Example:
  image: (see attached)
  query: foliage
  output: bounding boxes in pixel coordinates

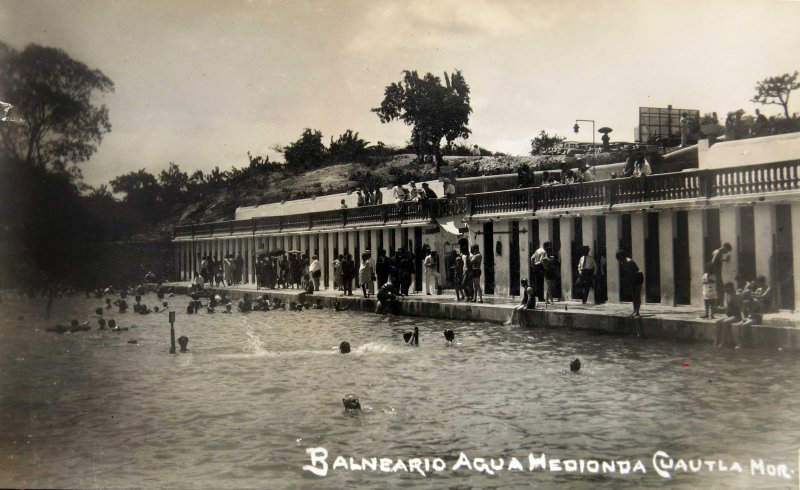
[530,130,566,155]
[751,71,800,118]
[278,128,328,172]
[0,42,114,174]
[372,70,472,173]
[329,129,370,162]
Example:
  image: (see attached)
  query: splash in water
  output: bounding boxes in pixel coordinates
[244,328,267,355]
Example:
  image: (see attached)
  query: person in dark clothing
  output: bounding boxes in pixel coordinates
[341,254,355,296]
[616,251,643,318]
[375,248,391,288]
[421,183,437,199]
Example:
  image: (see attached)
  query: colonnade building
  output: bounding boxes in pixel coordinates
[173,133,800,312]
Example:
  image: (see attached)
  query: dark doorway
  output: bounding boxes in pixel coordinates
[738,206,756,287]
[775,204,795,310]
[458,238,469,255]
[510,221,520,296]
[596,216,607,303]
[571,218,583,299]
[552,220,562,299]
[388,229,396,255]
[645,213,661,303]
[620,214,633,301]
[414,227,423,292]
[483,221,495,294]
[529,219,539,286]
[674,211,691,305]
[704,208,720,265]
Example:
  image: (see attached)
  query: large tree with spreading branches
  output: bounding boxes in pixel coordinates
[0,42,114,176]
[372,70,472,174]
[751,71,800,119]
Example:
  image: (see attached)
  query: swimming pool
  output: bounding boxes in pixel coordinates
[0,292,797,489]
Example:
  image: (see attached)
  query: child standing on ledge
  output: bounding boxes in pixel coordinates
[700,266,717,319]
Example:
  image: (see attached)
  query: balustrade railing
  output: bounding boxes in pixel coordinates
[174,160,800,238]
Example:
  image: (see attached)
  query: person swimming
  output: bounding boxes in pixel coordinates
[342,394,361,411]
[403,327,419,346]
[178,336,190,353]
[97,317,107,329]
[339,341,351,354]
[444,329,455,344]
[312,299,324,309]
[222,304,232,314]
[333,300,350,312]
[570,358,581,373]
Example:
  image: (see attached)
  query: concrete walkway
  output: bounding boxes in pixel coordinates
[166,282,800,351]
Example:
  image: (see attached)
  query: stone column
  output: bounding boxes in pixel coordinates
[328,232,336,289]
[658,210,675,306]
[369,230,378,256]
[493,220,510,296]
[538,218,552,246]
[382,229,391,254]
[337,231,345,259]
[754,203,776,283]
[520,219,532,283]
[605,214,621,302]
[687,210,706,307]
[393,228,403,254]
[630,213,646,289]
[559,217,574,301]
[792,203,800,311]
[719,206,741,288]
[243,237,250,284]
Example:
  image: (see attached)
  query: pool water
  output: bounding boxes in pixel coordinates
[0,292,798,489]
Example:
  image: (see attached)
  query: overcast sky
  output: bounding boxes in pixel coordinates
[2,0,799,186]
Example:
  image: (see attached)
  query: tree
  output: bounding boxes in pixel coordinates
[110,169,163,224]
[372,70,472,174]
[0,42,114,173]
[279,128,328,172]
[751,71,800,118]
[530,130,566,155]
[329,129,369,162]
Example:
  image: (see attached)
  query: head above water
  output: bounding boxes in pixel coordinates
[444,329,455,343]
[339,341,351,354]
[342,394,361,411]
[570,358,581,372]
[178,336,189,352]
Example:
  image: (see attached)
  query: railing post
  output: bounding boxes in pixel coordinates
[381,206,388,224]
[308,214,313,230]
[466,195,473,216]
[527,188,536,213]
[279,216,284,232]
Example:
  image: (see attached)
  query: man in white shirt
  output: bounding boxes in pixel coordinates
[531,242,548,302]
[309,255,321,291]
[443,178,456,199]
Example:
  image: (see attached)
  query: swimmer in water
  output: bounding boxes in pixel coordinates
[339,341,351,354]
[178,336,190,353]
[570,358,581,373]
[403,327,419,346]
[333,300,351,312]
[105,298,112,309]
[444,329,455,344]
[312,299,324,309]
[222,304,232,314]
[98,317,107,329]
[342,394,361,411]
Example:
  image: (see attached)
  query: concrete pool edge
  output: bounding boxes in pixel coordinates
[161,284,800,352]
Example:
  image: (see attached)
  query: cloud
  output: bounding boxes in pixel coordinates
[345,0,555,53]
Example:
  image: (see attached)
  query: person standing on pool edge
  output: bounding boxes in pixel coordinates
[616,251,643,318]
[469,244,483,303]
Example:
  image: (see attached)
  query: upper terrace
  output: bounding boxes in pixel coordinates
[173,134,800,240]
